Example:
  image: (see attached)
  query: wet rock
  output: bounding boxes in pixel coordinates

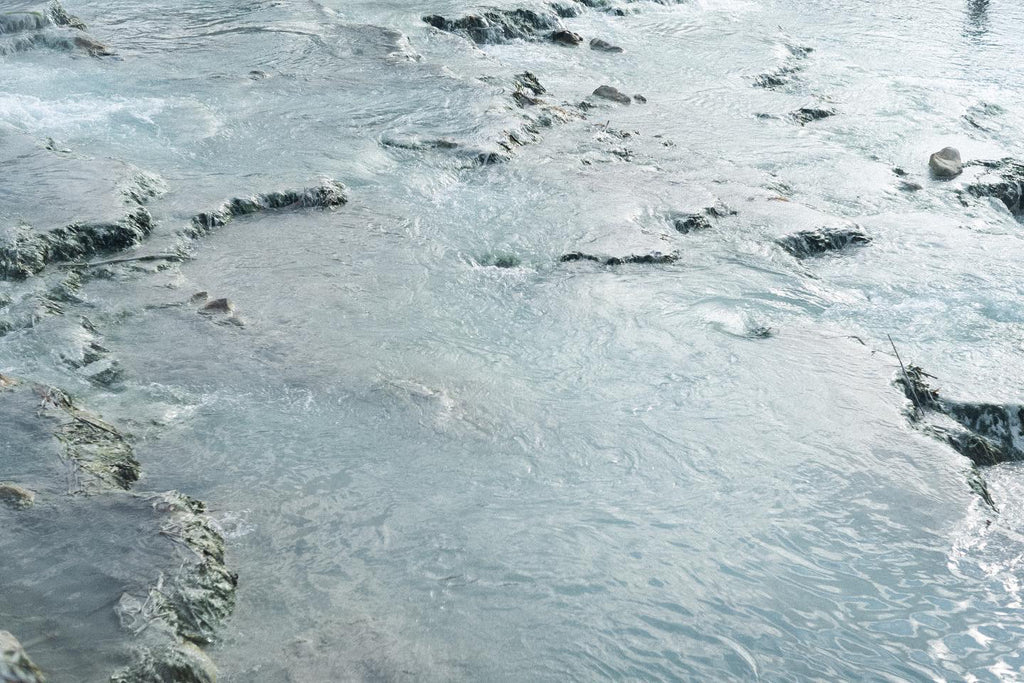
[899,181,923,193]
[892,167,908,177]
[791,107,836,125]
[965,158,1024,216]
[479,253,522,268]
[590,37,623,52]
[777,227,870,258]
[111,644,216,683]
[200,298,234,315]
[423,8,564,45]
[0,207,153,280]
[550,29,582,45]
[673,214,713,234]
[188,180,347,237]
[10,383,142,491]
[753,68,797,89]
[896,365,1024,467]
[189,291,209,304]
[633,94,647,104]
[747,326,775,339]
[0,483,36,510]
[561,251,678,265]
[138,492,239,645]
[929,147,963,178]
[671,203,737,234]
[592,85,632,105]
[0,631,45,683]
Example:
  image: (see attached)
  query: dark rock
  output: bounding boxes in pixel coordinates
[791,107,836,125]
[550,29,582,45]
[899,181,923,192]
[0,631,44,683]
[189,180,347,237]
[561,251,677,265]
[592,85,631,105]
[965,159,1024,216]
[929,147,963,178]
[673,214,713,234]
[747,326,775,339]
[633,94,647,104]
[777,227,870,258]
[672,203,736,234]
[200,298,234,315]
[896,365,1024,467]
[423,8,564,45]
[190,291,209,304]
[589,37,623,52]
[0,206,153,280]
[893,167,908,177]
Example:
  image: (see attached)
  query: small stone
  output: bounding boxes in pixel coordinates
[200,298,234,315]
[0,484,35,510]
[0,631,45,682]
[590,38,623,53]
[929,147,963,178]
[633,94,647,104]
[550,30,582,46]
[592,85,632,105]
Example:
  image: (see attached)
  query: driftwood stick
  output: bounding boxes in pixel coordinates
[60,254,183,269]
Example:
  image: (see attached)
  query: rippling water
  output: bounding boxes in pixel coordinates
[3,0,1024,679]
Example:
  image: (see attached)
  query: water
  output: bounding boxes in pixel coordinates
[2,0,1024,679]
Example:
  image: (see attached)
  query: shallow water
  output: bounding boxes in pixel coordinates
[2,0,1024,679]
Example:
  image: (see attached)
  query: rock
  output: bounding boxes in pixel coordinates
[592,85,631,105]
[0,483,35,509]
[896,365,1024,467]
[777,227,870,258]
[0,207,153,280]
[747,326,775,339]
[111,644,217,683]
[965,158,1024,216]
[200,298,234,315]
[633,94,647,104]
[190,291,209,304]
[589,37,623,52]
[892,167,908,177]
[929,147,963,178]
[189,180,347,237]
[790,107,836,125]
[423,8,564,45]
[0,631,45,683]
[550,29,582,46]
[671,203,737,234]
[673,214,713,234]
[561,251,677,265]
[899,181,923,192]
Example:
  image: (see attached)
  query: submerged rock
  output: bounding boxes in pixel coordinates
[928,147,963,178]
[592,85,632,105]
[777,227,870,258]
[0,631,44,683]
[0,483,36,509]
[561,251,678,265]
[790,106,836,125]
[590,37,623,52]
[671,203,737,234]
[965,158,1024,217]
[111,643,216,683]
[188,180,347,237]
[200,298,234,315]
[896,365,1024,467]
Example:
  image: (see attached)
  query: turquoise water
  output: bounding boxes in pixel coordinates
[3,0,1024,679]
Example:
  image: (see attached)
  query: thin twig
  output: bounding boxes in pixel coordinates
[60,254,183,269]
[888,333,922,409]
